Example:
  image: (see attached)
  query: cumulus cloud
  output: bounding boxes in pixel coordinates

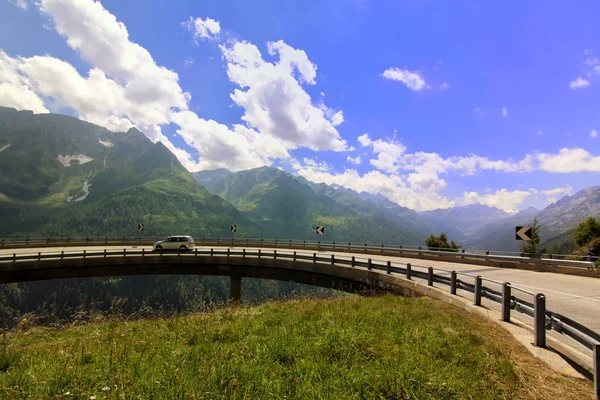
[570,76,590,89]
[439,82,450,90]
[219,40,347,151]
[1,0,350,171]
[182,16,221,42]
[347,155,361,165]
[502,107,508,118]
[537,148,600,172]
[382,68,428,91]
[591,129,598,138]
[9,0,29,9]
[461,189,532,213]
[0,51,48,113]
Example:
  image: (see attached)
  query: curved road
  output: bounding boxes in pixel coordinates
[2,245,600,333]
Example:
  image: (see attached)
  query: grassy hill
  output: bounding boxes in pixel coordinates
[0,295,590,399]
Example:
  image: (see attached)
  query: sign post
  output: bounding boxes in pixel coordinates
[231,224,236,248]
[515,225,532,256]
[136,223,144,249]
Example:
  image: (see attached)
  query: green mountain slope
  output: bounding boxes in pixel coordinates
[0,107,263,238]
[200,166,425,244]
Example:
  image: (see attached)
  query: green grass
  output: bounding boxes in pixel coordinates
[0,295,591,399]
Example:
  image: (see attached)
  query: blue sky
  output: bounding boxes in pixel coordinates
[1,0,599,212]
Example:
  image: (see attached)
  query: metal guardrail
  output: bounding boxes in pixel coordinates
[0,236,596,268]
[0,246,599,395]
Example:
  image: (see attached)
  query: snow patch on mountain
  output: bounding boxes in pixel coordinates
[0,144,10,153]
[67,181,91,202]
[57,154,94,167]
[99,139,114,148]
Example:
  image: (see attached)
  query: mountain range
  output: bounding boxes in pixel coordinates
[1,106,599,253]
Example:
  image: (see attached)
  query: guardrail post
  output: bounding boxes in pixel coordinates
[364,243,367,253]
[348,242,351,251]
[474,276,482,306]
[351,256,355,267]
[368,258,372,271]
[289,240,292,248]
[303,240,306,248]
[211,248,214,257]
[428,267,434,286]
[12,253,15,263]
[217,238,220,245]
[293,251,296,261]
[450,271,457,294]
[195,248,197,257]
[534,293,546,347]
[83,250,86,259]
[142,248,145,257]
[261,239,263,247]
[38,252,41,261]
[333,241,336,250]
[104,237,107,244]
[274,250,277,260]
[227,248,230,257]
[318,241,321,250]
[67,237,70,244]
[381,244,384,253]
[231,238,234,246]
[594,343,600,400]
[406,263,412,280]
[102,249,105,258]
[25,238,29,245]
[246,238,249,246]
[313,253,316,263]
[202,237,205,244]
[387,261,391,274]
[124,248,126,257]
[86,237,89,244]
[331,254,335,265]
[275,239,278,246]
[243,249,246,258]
[258,249,261,259]
[502,283,511,322]
[61,251,65,260]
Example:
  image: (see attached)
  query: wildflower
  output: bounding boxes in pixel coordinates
[90,396,96,400]
[101,386,110,391]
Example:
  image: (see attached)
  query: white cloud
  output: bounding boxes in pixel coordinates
[357,133,407,173]
[382,68,428,91]
[346,155,361,165]
[9,0,28,9]
[537,130,543,135]
[297,167,455,211]
[184,58,194,67]
[502,107,508,118]
[439,82,450,90]
[570,76,590,89]
[182,16,221,42]
[219,40,347,151]
[0,51,48,114]
[302,158,330,172]
[461,189,532,213]
[537,148,600,172]
[591,129,598,138]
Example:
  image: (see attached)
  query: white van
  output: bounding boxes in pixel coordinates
[152,236,195,251]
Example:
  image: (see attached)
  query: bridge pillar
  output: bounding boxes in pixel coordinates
[230,276,242,303]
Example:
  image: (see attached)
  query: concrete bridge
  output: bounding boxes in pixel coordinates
[2,245,600,395]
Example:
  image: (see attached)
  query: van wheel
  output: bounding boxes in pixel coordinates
[155,245,162,250]
[180,245,187,250]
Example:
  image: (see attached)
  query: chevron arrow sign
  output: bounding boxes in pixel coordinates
[315,226,325,235]
[515,226,532,241]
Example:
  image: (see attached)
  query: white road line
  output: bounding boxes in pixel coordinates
[515,284,600,304]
